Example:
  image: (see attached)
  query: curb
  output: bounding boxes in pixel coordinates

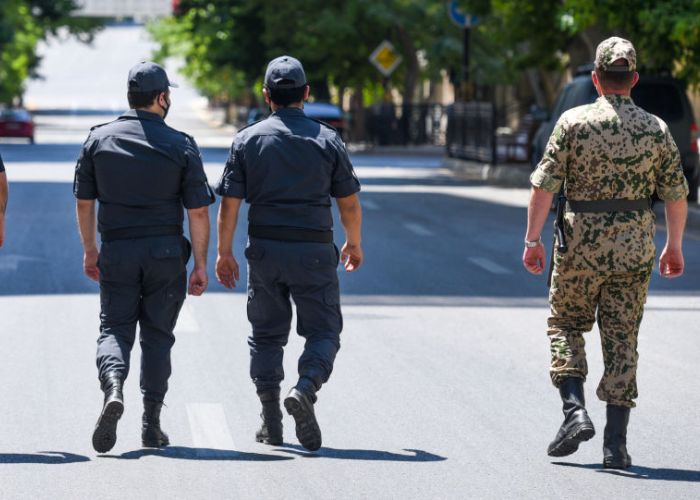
[443,157,532,187]
[445,156,700,233]
[347,144,445,157]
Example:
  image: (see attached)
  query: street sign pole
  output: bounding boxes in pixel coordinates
[448,1,477,101]
[463,26,470,86]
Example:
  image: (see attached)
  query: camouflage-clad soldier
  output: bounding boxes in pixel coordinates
[523,37,688,469]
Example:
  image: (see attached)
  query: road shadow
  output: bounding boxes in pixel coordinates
[0,451,90,464]
[552,461,700,482]
[102,446,292,461]
[276,444,446,462]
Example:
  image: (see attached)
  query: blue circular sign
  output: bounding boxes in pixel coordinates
[448,1,478,28]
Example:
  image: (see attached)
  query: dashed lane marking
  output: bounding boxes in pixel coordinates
[403,222,434,236]
[468,257,512,275]
[175,303,200,334]
[186,403,236,454]
[362,199,380,210]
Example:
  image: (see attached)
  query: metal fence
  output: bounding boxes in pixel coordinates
[364,104,447,146]
[445,101,496,164]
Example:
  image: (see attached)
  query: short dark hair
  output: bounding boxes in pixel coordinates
[595,69,635,90]
[127,89,164,109]
[267,85,306,107]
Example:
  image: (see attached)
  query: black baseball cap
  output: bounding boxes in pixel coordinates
[264,55,307,89]
[127,61,178,92]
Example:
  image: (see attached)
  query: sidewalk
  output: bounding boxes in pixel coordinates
[444,155,700,233]
[347,143,445,157]
[442,156,532,187]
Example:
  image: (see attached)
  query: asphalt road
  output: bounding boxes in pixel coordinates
[1,24,699,500]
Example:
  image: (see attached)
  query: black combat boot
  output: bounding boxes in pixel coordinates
[284,378,321,451]
[142,399,170,448]
[92,372,124,453]
[255,388,283,445]
[603,404,632,469]
[547,377,596,457]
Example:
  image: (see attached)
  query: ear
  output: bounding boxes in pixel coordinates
[303,85,310,101]
[262,87,271,105]
[631,71,640,88]
[591,71,602,96]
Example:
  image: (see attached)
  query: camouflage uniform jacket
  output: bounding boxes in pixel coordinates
[531,94,689,273]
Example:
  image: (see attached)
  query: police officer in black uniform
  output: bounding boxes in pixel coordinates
[0,152,7,248]
[74,62,215,453]
[216,56,363,451]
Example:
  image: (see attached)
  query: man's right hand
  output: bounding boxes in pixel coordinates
[659,245,684,278]
[522,243,546,275]
[216,253,240,289]
[188,266,209,296]
[84,247,100,281]
[341,242,363,272]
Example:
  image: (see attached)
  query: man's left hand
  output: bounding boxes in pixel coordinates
[522,244,546,275]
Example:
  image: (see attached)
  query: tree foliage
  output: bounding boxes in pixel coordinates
[0,0,101,104]
[150,0,463,107]
[460,0,700,86]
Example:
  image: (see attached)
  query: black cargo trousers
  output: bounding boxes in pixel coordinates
[246,237,343,392]
[96,234,190,402]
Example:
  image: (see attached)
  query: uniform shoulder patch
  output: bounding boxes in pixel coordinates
[178,130,195,142]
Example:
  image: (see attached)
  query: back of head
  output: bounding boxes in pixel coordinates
[264,55,308,107]
[126,61,178,109]
[594,37,637,92]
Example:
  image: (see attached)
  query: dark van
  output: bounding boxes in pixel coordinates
[531,69,699,201]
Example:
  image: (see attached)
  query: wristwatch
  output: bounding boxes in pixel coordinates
[524,237,542,248]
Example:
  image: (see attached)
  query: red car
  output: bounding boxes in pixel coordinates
[0,108,35,143]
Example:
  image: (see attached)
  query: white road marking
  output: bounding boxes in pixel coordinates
[0,254,46,272]
[186,403,235,452]
[175,303,199,334]
[362,199,380,210]
[468,257,512,275]
[403,222,434,236]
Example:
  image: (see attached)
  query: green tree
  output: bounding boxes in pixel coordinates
[457,0,700,105]
[0,0,101,104]
[150,0,463,109]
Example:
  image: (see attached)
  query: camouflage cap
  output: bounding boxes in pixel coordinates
[595,37,636,72]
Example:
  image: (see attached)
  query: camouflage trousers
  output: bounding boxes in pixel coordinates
[547,268,652,408]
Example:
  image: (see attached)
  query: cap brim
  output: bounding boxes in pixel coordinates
[603,67,633,73]
[168,81,179,88]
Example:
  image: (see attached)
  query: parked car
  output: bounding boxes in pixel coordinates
[246,101,346,139]
[0,108,35,144]
[531,68,699,201]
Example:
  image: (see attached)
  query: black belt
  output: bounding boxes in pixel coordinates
[248,225,333,243]
[566,198,651,213]
[101,225,183,242]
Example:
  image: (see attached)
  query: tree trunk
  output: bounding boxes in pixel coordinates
[397,26,419,145]
[350,83,366,143]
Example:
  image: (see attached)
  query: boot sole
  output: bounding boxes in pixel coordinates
[142,437,170,448]
[92,399,124,453]
[603,455,632,469]
[255,434,283,446]
[547,423,595,457]
[284,395,322,451]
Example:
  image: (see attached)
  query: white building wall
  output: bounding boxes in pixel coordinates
[75,0,172,17]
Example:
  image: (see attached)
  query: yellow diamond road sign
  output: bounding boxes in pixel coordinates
[369,40,402,77]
